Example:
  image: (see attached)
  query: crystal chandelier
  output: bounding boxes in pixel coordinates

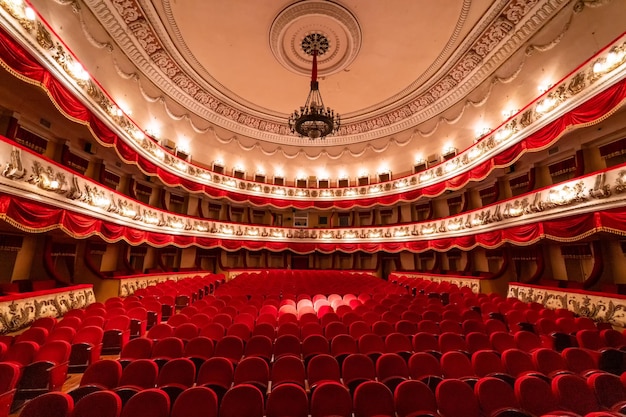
[289,33,340,140]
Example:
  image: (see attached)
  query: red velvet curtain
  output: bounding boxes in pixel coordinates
[0,191,623,255]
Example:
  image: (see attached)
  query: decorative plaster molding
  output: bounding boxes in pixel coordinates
[0,285,95,334]
[509,283,626,327]
[116,271,207,297]
[72,0,580,148]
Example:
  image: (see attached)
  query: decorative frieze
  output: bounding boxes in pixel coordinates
[508,283,626,327]
[0,284,95,334]
[115,271,206,297]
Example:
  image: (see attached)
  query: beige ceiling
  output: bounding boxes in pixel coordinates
[23,0,626,180]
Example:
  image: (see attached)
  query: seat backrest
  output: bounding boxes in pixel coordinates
[376,352,409,381]
[219,384,264,417]
[214,335,244,363]
[394,379,438,417]
[184,336,214,359]
[0,362,20,392]
[353,381,395,417]
[73,326,104,345]
[341,353,375,386]
[104,315,130,331]
[562,347,598,374]
[35,340,71,363]
[157,357,196,388]
[412,332,438,352]
[441,351,474,379]
[436,378,480,417]
[72,390,122,417]
[119,358,159,389]
[171,386,218,417]
[471,350,505,377]
[80,359,122,389]
[552,373,600,415]
[273,334,301,358]
[502,348,535,377]
[587,372,626,409]
[475,376,520,416]
[151,337,184,359]
[514,375,559,416]
[233,356,269,388]
[408,352,442,379]
[357,333,385,356]
[266,383,309,417]
[531,348,568,375]
[120,337,153,360]
[271,355,305,387]
[196,356,234,388]
[120,388,169,417]
[307,354,341,387]
[310,381,352,417]
[20,392,74,417]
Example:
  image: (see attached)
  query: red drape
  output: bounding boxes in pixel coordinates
[0,192,623,255]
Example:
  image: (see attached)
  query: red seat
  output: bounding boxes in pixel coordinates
[15,327,49,346]
[307,354,341,389]
[353,381,395,417]
[302,334,330,363]
[439,332,468,353]
[173,323,200,342]
[171,386,218,417]
[412,332,439,353]
[436,379,480,417]
[102,315,131,355]
[157,357,196,389]
[471,350,506,377]
[72,390,122,417]
[562,347,599,374]
[184,336,214,369]
[273,334,301,359]
[490,331,516,353]
[408,352,442,380]
[69,325,104,373]
[119,337,153,367]
[341,353,375,393]
[119,388,170,417]
[214,335,244,365]
[151,337,184,367]
[514,375,561,416]
[200,323,225,342]
[0,362,20,417]
[266,383,309,417]
[219,384,264,417]
[233,356,269,392]
[475,376,523,416]
[15,340,71,402]
[79,359,122,390]
[117,358,159,390]
[375,352,409,392]
[587,372,626,412]
[466,332,492,353]
[197,357,234,400]
[385,332,413,360]
[531,347,569,376]
[502,348,536,377]
[394,379,438,417]
[441,350,475,380]
[271,355,306,388]
[552,373,601,415]
[310,381,352,417]
[357,333,385,362]
[19,392,74,417]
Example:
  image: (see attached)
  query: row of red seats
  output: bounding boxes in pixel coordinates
[19,372,626,417]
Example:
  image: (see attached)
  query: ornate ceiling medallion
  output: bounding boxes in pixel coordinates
[269,0,362,77]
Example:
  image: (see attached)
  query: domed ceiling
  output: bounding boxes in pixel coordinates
[26,0,625,179]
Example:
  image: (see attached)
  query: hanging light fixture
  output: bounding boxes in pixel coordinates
[289,33,340,140]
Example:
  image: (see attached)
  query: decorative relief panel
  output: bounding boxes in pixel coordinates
[508,284,626,327]
[0,285,95,334]
[117,272,204,297]
[390,272,481,294]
